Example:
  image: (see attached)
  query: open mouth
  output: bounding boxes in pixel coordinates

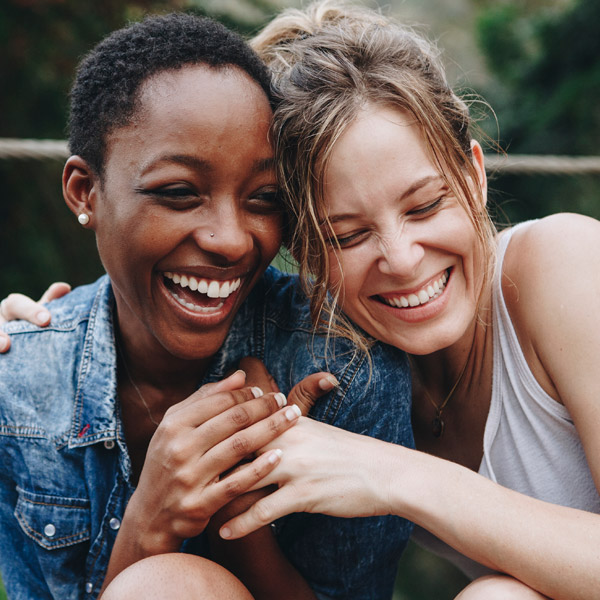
[377,268,450,309]
[163,271,242,314]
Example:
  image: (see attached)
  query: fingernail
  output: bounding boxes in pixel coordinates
[251,387,263,399]
[234,369,246,378]
[220,526,232,539]
[285,405,302,421]
[0,337,8,352]
[268,449,283,463]
[36,310,50,324]
[275,392,287,407]
[318,375,339,391]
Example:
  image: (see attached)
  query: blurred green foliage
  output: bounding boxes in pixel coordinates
[0,0,598,598]
[475,0,600,225]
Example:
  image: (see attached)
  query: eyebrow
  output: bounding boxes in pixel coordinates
[326,175,444,225]
[141,155,276,175]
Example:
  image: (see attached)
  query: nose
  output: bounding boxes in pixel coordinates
[193,201,254,264]
[376,222,425,277]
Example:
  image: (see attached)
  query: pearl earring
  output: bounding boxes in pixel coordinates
[78,213,90,226]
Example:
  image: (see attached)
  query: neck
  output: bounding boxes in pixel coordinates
[115,311,210,407]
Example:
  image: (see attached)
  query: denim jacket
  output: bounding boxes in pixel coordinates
[0,267,413,600]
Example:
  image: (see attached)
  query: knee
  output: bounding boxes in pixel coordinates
[455,574,549,600]
[101,554,254,600]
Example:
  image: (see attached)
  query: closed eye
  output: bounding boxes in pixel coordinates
[329,230,369,249]
[408,197,444,217]
[136,186,200,210]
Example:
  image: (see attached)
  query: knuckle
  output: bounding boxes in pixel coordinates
[229,405,251,427]
[223,478,243,499]
[253,500,274,525]
[231,435,251,456]
[268,416,283,435]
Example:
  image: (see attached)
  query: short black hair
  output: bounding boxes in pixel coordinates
[68,12,272,176]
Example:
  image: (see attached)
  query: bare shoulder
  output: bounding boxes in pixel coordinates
[501,213,600,401]
[502,214,600,302]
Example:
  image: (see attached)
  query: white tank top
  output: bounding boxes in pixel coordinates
[412,222,600,579]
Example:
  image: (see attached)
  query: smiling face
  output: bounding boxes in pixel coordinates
[88,65,281,362]
[323,105,486,355]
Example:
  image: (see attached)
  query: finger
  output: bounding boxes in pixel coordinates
[39,282,71,304]
[165,384,260,424]
[288,372,339,416]
[0,294,51,326]
[0,331,10,353]
[238,356,280,393]
[207,453,282,519]
[219,486,299,539]
[193,392,288,450]
[202,404,301,475]
[196,369,248,398]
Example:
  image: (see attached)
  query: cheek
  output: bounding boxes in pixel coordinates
[328,248,370,306]
[254,215,284,260]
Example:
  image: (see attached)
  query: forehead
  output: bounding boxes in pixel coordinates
[104,64,274,173]
[325,105,438,201]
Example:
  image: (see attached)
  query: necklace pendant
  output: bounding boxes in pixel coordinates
[432,415,444,438]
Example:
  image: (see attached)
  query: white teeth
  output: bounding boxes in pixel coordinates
[172,292,224,313]
[207,281,220,298]
[163,273,242,302]
[380,270,449,309]
[219,281,230,298]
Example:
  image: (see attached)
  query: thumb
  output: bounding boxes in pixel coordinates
[288,373,339,416]
[197,369,247,397]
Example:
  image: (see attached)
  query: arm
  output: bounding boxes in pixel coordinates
[0,282,70,352]
[206,358,334,600]
[225,215,600,600]
[99,371,301,595]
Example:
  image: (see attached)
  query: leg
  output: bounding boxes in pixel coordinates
[455,574,550,600]
[101,553,254,600]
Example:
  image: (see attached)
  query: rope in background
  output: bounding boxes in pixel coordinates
[2,137,600,175]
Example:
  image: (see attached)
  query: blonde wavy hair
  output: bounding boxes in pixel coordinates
[252,0,496,353]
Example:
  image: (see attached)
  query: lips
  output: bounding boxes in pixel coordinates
[163,271,242,313]
[377,269,449,308]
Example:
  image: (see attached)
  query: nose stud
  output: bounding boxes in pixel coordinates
[209,232,215,238]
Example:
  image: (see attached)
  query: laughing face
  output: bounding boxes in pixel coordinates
[87,65,282,362]
[323,105,486,356]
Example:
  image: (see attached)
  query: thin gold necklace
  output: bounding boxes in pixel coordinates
[117,341,161,428]
[413,358,469,438]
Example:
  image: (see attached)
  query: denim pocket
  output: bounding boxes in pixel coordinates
[14,487,91,550]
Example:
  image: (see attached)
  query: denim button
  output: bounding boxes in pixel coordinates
[104,440,115,450]
[109,517,121,530]
[85,582,93,594]
[43,523,56,538]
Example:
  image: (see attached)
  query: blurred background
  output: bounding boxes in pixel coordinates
[0,0,598,598]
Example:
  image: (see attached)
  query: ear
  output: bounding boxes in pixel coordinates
[470,140,488,207]
[62,156,101,230]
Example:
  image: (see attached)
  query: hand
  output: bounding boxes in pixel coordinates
[238,356,339,416]
[0,282,71,352]
[219,417,396,540]
[120,370,303,555]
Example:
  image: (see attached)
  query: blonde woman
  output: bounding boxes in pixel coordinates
[217,3,600,599]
